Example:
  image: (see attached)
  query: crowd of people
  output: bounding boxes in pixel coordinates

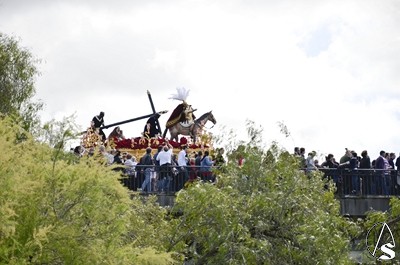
[70,109,225,193]
[78,110,400,196]
[73,139,400,196]
[294,147,400,196]
[73,140,226,194]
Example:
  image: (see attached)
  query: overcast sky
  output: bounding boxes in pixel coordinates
[1,0,400,160]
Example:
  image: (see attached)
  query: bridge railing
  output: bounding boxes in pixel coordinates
[117,165,400,197]
[317,168,399,197]
[116,165,218,194]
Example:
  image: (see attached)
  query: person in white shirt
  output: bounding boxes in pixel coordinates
[99,145,114,165]
[177,145,189,190]
[123,154,137,190]
[124,154,137,175]
[156,141,173,192]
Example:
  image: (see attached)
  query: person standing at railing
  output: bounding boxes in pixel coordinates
[359,150,372,195]
[305,151,318,175]
[340,148,352,164]
[171,153,179,191]
[396,153,400,192]
[195,151,203,178]
[349,151,360,195]
[299,147,306,169]
[215,148,226,167]
[156,141,173,193]
[124,154,137,175]
[359,151,371,169]
[152,145,163,192]
[388,153,398,195]
[200,150,214,182]
[294,147,300,156]
[177,145,189,191]
[124,154,137,190]
[389,153,396,169]
[395,153,400,170]
[188,157,197,182]
[321,154,339,184]
[140,147,154,193]
[375,150,390,195]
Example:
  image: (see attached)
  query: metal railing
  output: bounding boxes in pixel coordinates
[317,168,400,197]
[117,165,217,194]
[117,165,400,197]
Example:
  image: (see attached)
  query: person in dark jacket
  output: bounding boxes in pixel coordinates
[92,111,106,142]
[375,150,389,195]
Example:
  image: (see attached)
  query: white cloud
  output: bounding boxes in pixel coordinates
[1,0,400,159]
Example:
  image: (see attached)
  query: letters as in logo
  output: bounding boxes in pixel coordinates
[366,222,395,260]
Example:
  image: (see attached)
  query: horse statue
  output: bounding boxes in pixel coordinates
[166,111,216,143]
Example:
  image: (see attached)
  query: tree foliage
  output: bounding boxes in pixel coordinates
[167,123,359,264]
[39,114,80,150]
[0,32,368,264]
[362,198,400,263]
[0,117,176,264]
[0,33,43,133]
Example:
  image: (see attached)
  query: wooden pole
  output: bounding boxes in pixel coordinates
[101,111,167,129]
[147,90,162,135]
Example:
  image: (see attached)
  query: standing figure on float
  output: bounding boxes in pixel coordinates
[163,87,197,139]
[143,113,161,138]
[91,111,106,142]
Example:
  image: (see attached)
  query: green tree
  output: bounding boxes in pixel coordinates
[39,114,79,149]
[167,122,359,264]
[0,33,43,133]
[0,117,177,264]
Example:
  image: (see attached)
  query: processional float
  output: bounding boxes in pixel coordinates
[81,90,214,157]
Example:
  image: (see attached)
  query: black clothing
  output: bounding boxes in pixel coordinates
[92,114,106,141]
[113,155,123,165]
[92,115,104,128]
[389,158,395,170]
[396,157,400,170]
[140,153,154,170]
[321,160,339,169]
[143,115,160,137]
[359,156,371,169]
